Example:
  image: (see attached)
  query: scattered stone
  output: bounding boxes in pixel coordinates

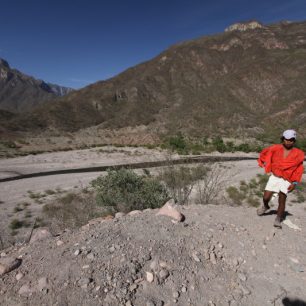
[126,301,133,306]
[109,246,116,253]
[146,271,154,283]
[88,217,107,226]
[143,208,152,212]
[0,257,22,275]
[78,277,92,288]
[159,261,168,268]
[159,269,170,280]
[18,284,32,295]
[56,240,64,246]
[217,224,224,231]
[16,272,24,281]
[192,252,201,262]
[37,277,49,292]
[210,252,217,265]
[115,212,126,218]
[146,301,155,306]
[173,291,180,298]
[240,285,251,296]
[30,228,52,244]
[0,252,6,257]
[150,260,159,271]
[87,253,95,260]
[156,199,184,222]
[238,273,247,282]
[82,265,90,269]
[74,249,81,256]
[129,284,138,292]
[181,286,187,293]
[128,210,142,216]
[203,250,210,260]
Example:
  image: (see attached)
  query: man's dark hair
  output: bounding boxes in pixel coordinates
[281,136,296,142]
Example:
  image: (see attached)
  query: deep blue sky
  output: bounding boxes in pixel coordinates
[0,0,305,89]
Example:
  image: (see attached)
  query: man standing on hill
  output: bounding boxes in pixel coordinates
[257,129,304,228]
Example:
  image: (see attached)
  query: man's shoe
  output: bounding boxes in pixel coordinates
[274,216,282,229]
[257,205,270,216]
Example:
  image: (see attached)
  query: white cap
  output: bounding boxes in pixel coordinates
[283,129,297,139]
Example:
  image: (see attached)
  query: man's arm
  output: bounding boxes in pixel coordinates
[288,150,305,192]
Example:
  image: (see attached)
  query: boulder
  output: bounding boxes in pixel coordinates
[128,210,142,216]
[0,257,22,275]
[156,199,184,222]
[115,212,126,218]
[30,228,52,244]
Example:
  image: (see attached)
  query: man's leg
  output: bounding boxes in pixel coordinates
[274,191,287,228]
[263,191,274,208]
[257,190,274,215]
[277,192,287,219]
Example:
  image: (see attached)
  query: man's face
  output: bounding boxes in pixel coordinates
[283,138,295,149]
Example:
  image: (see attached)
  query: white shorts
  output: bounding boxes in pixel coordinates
[265,174,291,195]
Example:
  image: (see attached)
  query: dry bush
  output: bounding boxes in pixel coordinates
[195,163,231,204]
[158,164,209,205]
[42,191,107,232]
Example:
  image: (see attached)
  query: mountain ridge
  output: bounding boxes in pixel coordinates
[2,20,306,141]
[0,58,74,113]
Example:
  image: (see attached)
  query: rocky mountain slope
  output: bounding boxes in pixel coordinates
[1,203,306,306]
[0,58,74,113]
[2,20,306,140]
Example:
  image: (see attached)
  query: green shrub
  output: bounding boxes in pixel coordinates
[91,169,169,213]
[59,193,77,205]
[45,189,56,195]
[227,174,269,206]
[14,205,24,213]
[212,136,226,153]
[247,196,260,207]
[296,139,306,152]
[226,186,245,205]
[166,133,188,154]
[9,219,24,230]
[235,143,251,153]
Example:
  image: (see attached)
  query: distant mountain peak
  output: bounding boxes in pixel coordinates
[225,20,264,32]
[0,57,74,113]
[0,58,10,68]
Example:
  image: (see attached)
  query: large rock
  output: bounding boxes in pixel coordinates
[30,228,52,244]
[0,257,22,275]
[156,199,184,222]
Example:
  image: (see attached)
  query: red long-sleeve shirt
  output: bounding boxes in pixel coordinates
[258,144,304,183]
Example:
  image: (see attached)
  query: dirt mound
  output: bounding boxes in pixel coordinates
[1,204,306,306]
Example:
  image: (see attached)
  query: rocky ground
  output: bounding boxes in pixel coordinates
[1,147,305,305]
[1,202,306,306]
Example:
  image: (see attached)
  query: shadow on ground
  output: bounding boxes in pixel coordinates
[283,297,306,306]
[263,210,293,218]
